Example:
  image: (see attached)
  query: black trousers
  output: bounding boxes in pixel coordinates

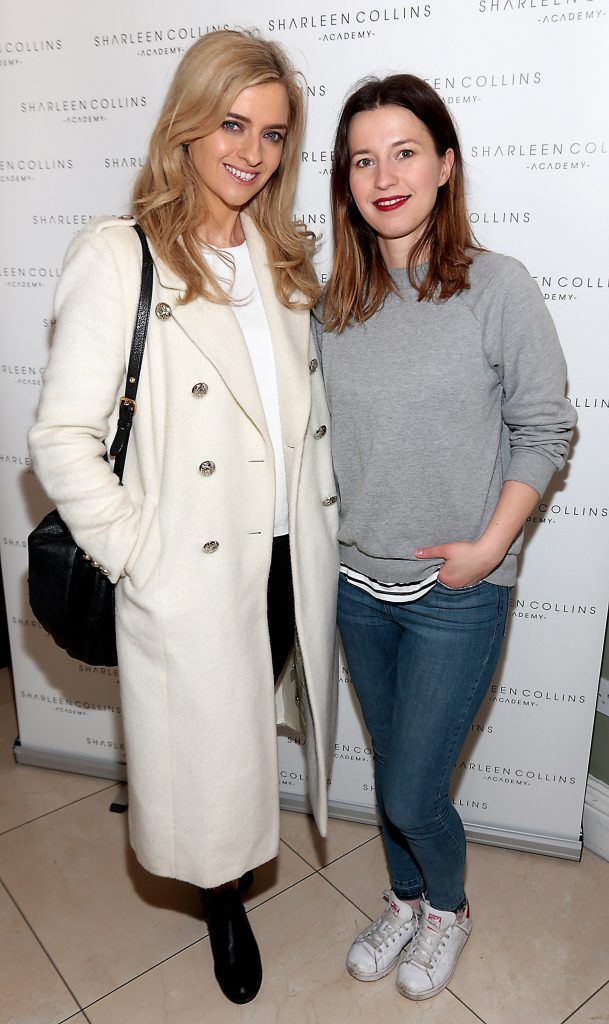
[267,534,295,681]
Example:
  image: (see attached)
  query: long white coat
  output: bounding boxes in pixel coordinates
[28,214,339,889]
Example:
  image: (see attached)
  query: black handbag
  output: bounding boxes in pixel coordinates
[27,224,153,666]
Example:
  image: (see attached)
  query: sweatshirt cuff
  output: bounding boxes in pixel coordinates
[504,449,558,498]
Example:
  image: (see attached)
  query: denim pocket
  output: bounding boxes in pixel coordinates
[436,579,486,593]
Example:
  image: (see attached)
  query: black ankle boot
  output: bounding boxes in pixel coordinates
[200,884,262,1004]
[238,870,254,895]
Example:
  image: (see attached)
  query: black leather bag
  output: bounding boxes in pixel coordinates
[27,224,153,666]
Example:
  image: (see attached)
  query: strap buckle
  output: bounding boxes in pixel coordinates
[119,396,137,415]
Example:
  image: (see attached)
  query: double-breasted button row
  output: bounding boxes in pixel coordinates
[199,461,216,476]
[202,540,219,554]
[314,425,327,440]
[155,302,172,320]
[309,358,318,374]
[192,382,208,397]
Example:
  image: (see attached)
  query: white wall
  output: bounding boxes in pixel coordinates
[1,0,607,855]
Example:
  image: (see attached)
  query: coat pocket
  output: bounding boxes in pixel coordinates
[124,495,159,588]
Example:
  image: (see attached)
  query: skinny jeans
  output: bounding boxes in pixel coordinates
[337,573,510,912]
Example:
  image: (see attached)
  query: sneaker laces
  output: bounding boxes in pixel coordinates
[361,890,411,951]
[408,915,448,969]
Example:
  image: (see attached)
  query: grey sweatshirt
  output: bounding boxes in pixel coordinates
[314,250,577,587]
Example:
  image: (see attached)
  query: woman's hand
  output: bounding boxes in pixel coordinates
[414,539,503,589]
[415,481,541,589]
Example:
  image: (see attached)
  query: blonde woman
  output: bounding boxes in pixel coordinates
[29,30,338,1004]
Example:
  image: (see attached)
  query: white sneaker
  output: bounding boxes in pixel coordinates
[396,897,472,1000]
[346,890,418,982]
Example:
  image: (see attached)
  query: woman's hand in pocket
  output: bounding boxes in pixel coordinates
[414,539,502,589]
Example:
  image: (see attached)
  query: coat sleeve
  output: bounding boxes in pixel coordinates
[28,226,143,584]
[487,258,577,498]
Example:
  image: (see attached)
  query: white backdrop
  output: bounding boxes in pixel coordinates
[1,0,608,859]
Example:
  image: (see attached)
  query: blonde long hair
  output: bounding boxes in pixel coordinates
[133,30,318,309]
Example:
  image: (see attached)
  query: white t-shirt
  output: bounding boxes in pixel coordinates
[205,242,289,537]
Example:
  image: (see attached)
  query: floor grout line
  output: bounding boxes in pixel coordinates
[316,829,382,869]
[80,866,320,1013]
[559,977,609,1023]
[280,827,382,876]
[59,1010,92,1024]
[79,858,369,1012]
[313,869,374,922]
[243,860,319,918]
[446,986,489,1024]
[0,876,88,1018]
[4,809,607,1021]
[277,836,319,871]
[0,782,120,837]
[79,932,212,1012]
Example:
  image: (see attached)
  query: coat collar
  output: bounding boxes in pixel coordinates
[150,213,311,446]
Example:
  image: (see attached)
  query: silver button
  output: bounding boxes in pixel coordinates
[314,425,327,439]
[155,302,172,320]
[199,460,216,476]
[202,540,219,554]
[321,495,337,506]
[309,358,318,373]
[192,382,208,397]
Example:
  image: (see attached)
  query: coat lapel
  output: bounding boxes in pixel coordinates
[151,238,267,436]
[149,216,312,450]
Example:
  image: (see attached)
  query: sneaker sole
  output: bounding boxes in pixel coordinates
[396,930,471,1000]
[347,939,414,983]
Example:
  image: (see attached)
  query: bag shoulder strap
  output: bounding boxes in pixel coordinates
[109,224,153,482]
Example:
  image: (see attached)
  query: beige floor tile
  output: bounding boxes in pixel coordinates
[280,808,380,868]
[0,786,314,1007]
[450,843,609,1024]
[0,700,115,834]
[240,843,316,914]
[567,981,609,1023]
[0,881,80,1024]
[321,833,390,917]
[0,666,14,705]
[323,835,609,1024]
[85,873,481,1024]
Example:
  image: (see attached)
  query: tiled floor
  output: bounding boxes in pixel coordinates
[2,665,608,1024]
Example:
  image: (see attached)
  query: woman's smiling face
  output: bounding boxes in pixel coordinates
[347,104,454,265]
[188,81,289,219]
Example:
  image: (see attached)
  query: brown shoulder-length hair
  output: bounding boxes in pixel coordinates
[133,29,318,309]
[324,74,481,332]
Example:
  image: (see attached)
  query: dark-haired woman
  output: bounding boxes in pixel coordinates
[315,75,576,1000]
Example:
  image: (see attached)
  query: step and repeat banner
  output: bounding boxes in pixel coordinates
[1,0,608,858]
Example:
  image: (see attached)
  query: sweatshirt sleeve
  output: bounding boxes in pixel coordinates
[487,257,577,498]
[28,226,142,584]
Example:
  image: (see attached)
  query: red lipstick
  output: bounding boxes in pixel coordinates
[372,195,410,212]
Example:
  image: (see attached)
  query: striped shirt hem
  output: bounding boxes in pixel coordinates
[340,563,440,603]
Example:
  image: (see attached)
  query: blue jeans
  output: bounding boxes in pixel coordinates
[337,573,510,912]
